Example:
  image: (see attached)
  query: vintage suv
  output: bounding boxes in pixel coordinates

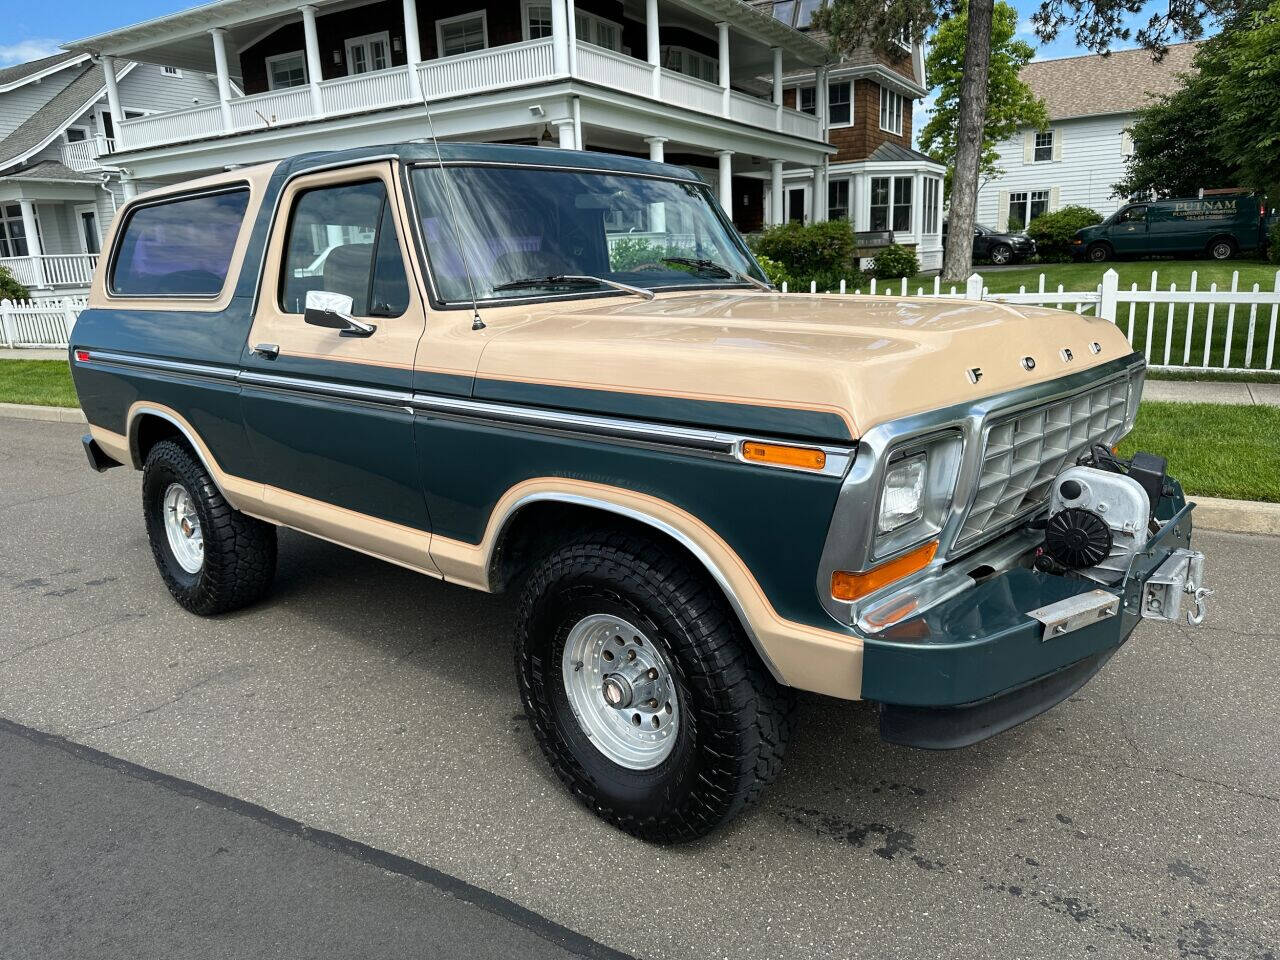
[70,143,1209,842]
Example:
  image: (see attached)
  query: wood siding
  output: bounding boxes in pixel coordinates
[783,79,912,164]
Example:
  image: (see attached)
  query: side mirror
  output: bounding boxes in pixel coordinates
[304,290,375,337]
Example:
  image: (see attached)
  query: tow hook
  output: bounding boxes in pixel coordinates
[1142,548,1211,626]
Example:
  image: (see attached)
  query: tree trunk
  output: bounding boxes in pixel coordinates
[942,0,995,284]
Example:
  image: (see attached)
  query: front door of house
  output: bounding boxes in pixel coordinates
[75,204,101,255]
[346,32,391,74]
[786,186,808,224]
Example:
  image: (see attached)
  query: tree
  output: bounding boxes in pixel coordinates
[815,0,1223,282]
[1207,0,1280,197]
[919,2,1049,195]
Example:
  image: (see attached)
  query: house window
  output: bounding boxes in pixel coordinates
[828,179,850,221]
[577,10,622,51]
[798,85,816,115]
[1033,130,1054,162]
[828,81,851,126]
[661,46,717,84]
[266,51,308,90]
[879,87,904,135]
[99,108,147,140]
[524,1,553,39]
[923,177,940,234]
[770,0,821,28]
[161,65,183,77]
[437,11,488,57]
[346,32,391,75]
[870,176,912,232]
[0,204,37,258]
[65,127,89,143]
[1007,189,1050,231]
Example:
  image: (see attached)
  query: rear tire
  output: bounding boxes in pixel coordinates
[1087,242,1112,263]
[1208,237,1236,261]
[515,530,794,842]
[142,439,277,616]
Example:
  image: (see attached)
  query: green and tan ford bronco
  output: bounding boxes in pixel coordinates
[70,143,1209,841]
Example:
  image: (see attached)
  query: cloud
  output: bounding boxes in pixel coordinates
[0,39,64,68]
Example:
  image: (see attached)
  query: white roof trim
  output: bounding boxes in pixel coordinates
[0,62,138,176]
[0,53,92,93]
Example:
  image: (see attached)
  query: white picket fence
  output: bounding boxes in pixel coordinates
[0,298,85,350]
[3,269,1279,373]
[779,267,1280,374]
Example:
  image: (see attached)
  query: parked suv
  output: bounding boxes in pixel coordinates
[70,143,1208,841]
[1073,193,1270,262]
[943,220,1037,265]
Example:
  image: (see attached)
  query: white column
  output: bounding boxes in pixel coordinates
[209,29,235,132]
[770,160,784,226]
[717,150,733,217]
[18,200,45,287]
[645,136,666,163]
[402,0,423,98]
[101,56,124,144]
[551,0,569,75]
[646,138,667,232]
[717,21,730,117]
[814,164,827,222]
[121,178,139,201]
[771,47,783,130]
[910,171,924,244]
[552,118,575,149]
[646,0,661,97]
[300,5,325,116]
[566,0,578,75]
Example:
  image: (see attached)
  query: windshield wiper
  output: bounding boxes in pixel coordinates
[660,257,772,292]
[491,274,655,301]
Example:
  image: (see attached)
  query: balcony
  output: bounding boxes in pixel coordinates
[0,254,99,290]
[60,138,115,173]
[111,39,821,155]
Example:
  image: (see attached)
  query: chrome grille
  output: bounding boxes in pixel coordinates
[955,377,1132,548]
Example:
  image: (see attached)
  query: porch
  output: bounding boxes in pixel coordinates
[0,171,107,295]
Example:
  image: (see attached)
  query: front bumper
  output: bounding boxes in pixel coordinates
[864,486,1199,748]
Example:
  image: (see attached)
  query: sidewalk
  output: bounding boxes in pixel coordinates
[1,348,66,361]
[1143,379,1280,406]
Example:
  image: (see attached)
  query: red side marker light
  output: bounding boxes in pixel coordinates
[75,349,90,363]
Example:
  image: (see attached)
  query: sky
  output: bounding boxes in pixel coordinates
[2,0,1192,142]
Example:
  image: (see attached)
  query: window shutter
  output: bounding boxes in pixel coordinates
[1023,131,1034,164]
[1050,186,1061,211]
[1052,129,1063,162]
[996,190,1010,231]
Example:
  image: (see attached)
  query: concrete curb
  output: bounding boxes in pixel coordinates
[0,403,1276,536]
[0,402,86,424]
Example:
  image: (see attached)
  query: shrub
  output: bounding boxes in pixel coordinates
[1268,219,1280,265]
[752,253,790,288]
[749,220,856,279]
[1026,205,1103,261]
[0,265,29,301]
[608,237,670,272]
[870,243,919,280]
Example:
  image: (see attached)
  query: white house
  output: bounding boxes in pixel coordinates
[976,42,1198,232]
[0,51,222,297]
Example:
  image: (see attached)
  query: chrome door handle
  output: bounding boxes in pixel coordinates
[251,343,279,359]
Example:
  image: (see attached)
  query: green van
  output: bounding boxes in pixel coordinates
[1072,194,1269,262]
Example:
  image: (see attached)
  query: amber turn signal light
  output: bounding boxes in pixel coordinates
[831,540,938,601]
[741,441,826,471]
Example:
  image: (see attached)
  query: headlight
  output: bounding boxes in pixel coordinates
[872,432,964,560]
[878,454,927,533]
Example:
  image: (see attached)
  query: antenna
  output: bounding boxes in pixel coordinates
[422,103,485,331]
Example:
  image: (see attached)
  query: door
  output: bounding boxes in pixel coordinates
[786,186,809,224]
[346,32,391,74]
[239,161,431,554]
[74,203,101,255]
[1109,204,1148,255]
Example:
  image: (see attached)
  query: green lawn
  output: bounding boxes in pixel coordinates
[0,359,78,408]
[1118,401,1280,503]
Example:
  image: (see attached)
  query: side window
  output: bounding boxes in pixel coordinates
[110,188,249,297]
[278,180,410,318]
[1117,205,1147,225]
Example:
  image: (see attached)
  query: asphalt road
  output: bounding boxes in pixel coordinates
[2,417,1278,960]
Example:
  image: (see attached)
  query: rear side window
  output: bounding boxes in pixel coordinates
[110,188,249,297]
[277,180,409,317]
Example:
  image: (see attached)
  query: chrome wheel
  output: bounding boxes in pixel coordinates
[990,244,1012,265]
[162,482,204,574]
[561,613,679,770]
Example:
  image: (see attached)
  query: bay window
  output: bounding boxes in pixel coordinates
[870,176,912,233]
[923,177,940,234]
[879,87,904,135]
[828,180,850,221]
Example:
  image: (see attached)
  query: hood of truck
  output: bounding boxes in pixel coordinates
[473,291,1136,440]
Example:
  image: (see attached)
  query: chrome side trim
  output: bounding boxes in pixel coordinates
[87,350,239,383]
[491,491,785,683]
[240,370,414,409]
[817,353,1146,627]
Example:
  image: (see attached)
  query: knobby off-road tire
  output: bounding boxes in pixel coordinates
[142,439,277,616]
[515,531,795,842]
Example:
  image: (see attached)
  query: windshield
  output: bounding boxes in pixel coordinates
[410,165,767,303]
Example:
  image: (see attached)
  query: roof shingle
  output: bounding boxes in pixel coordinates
[0,51,83,89]
[1020,43,1199,120]
[0,62,124,172]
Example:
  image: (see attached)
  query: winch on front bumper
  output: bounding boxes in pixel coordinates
[861,481,1207,749]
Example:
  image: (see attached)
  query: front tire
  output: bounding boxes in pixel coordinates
[515,531,794,842]
[142,440,277,615]
[1087,242,1112,263]
[989,243,1013,265]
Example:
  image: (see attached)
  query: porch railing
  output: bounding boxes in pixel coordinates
[60,138,115,172]
[0,254,99,289]
[114,36,821,152]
